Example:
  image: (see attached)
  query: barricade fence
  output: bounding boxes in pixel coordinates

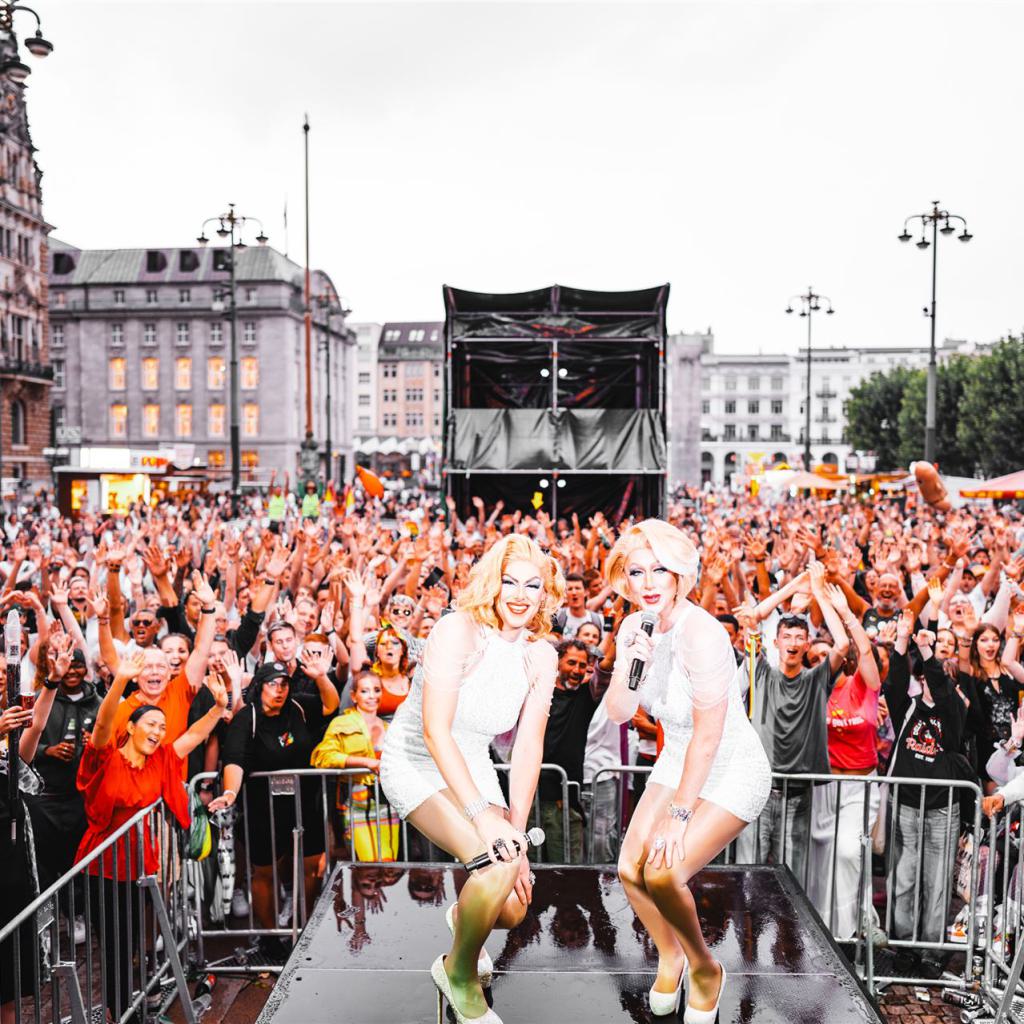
[0,799,198,1024]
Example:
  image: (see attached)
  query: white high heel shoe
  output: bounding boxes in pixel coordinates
[683,962,727,1024]
[649,958,687,1017]
[446,903,495,987]
[430,955,503,1024]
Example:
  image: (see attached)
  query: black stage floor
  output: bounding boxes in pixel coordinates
[255,863,883,1024]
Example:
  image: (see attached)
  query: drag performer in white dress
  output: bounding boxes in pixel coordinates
[605,519,771,1022]
[380,534,563,1024]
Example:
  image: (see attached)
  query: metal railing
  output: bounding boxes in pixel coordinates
[0,799,198,1024]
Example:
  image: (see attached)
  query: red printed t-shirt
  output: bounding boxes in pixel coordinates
[827,670,880,772]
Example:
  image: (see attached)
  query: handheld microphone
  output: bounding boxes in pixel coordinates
[465,827,545,872]
[627,612,657,691]
[5,608,21,843]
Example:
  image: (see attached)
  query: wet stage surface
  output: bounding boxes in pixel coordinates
[256,864,882,1024]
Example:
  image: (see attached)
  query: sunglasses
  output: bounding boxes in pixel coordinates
[389,605,414,617]
[131,617,156,627]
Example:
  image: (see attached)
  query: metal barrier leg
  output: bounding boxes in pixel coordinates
[139,876,198,1024]
[51,962,89,1024]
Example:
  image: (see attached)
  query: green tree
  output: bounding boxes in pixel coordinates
[843,366,914,471]
[895,355,973,475]
[957,338,1024,478]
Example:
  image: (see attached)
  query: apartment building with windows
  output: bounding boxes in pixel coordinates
[48,241,355,483]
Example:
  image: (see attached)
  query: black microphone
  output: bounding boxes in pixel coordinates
[627,612,657,691]
[465,827,545,872]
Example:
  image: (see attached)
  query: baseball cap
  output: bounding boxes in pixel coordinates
[252,661,291,686]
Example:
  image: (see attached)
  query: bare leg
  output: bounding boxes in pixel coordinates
[618,783,689,996]
[642,796,746,1012]
[251,863,277,931]
[408,792,520,1019]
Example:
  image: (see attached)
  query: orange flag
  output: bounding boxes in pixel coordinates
[355,465,385,499]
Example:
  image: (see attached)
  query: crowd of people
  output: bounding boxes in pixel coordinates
[2,475,1024,1018]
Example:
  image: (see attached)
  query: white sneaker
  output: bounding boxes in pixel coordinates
[231,888,250,918]
[277,894,294,927]
[73,916,86,946]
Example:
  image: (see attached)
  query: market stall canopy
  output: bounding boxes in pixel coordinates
[959,470,1024,500]
[784,471,846,491]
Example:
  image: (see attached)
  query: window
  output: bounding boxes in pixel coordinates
[246,287,257,304]
[700,375,710,390]
[382,389,397,403]
[210,322,223,344]
[111,324,124,346]
[143,404,159,438]
[724,375,737,392]
[357,416,371,431]
[243,321,256,343]
[748,400,759,415]
[432,414,440,429]
[146,289,158,305]
[110,404,127,437]
[53,291,66,308]
[179,250,199,273]
[141,357,159,390]
[358,372,371,386]
[113,289,125,306]
[771,400,783,415]
[208,403,225,437]
[383,329,400,342]
[405,387,424,402]
[405,361,423,376]
[53,405,65,434]
[175,357,191,390]
[143,323,156,345]
[109,357,126,390]
[242,403,259,437]
[724,400,736,414]
[701,400,710,414]
[176,322,189,345]
[179,288,191,304]
[241,451,259,469]
[701,427,713,441]
[241,356,259,389]
[430,329,439,342]
[207,356,225,390]
[175,404,192,437]
[208,450,226,469]
[382,413,397,428]
[358,394,370,406]
[771,375,784,391]
[10,400,25,445]
[408,329,425,342]
[51,324,64,347]
[381,364,397,379]
[52,359,65,388]
[747,424,758,440]
[146,251,167,273]
[724,424,736,440]
[770,424,784,441]
[433,365,441,378]
[748,376,760,390]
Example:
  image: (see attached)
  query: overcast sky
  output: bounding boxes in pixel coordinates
[23,1,1024,353]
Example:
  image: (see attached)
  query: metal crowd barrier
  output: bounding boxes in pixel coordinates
[0,798,197,1024]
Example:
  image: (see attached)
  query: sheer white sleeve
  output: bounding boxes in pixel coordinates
[522,639,557,716]
[673,607,736,711]
[420,612,485,693]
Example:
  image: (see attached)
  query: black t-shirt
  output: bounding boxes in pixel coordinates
[862,607,898,635]
[221,693,333,778]
[540,684,600,807]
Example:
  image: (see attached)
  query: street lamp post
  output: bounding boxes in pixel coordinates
[786,287,835,471]
[897,201,972,464]
[316,288,354,485]
[197,205,268,514]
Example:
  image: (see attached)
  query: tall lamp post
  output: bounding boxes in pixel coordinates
[786,287,835,471]
[197,205,268,513]
[897,201,972,464]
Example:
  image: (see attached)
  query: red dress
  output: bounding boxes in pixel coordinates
[75,741,190,880]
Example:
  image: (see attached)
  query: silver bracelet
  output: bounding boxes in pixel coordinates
[668,802,694,824]
[464,797,490,821]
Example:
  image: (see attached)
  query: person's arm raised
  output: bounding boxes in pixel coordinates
[809,561,849,674]
[90,650,145,749]
[173,674,229,759]
[184,571,218,691]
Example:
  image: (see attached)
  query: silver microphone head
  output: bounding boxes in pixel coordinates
[640,611,657,631]
[526,827,545,847]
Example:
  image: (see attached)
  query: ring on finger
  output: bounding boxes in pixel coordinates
[528,871,536,885]
[652,837,666,851]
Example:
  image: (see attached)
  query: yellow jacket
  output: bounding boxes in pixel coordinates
[310,708,382,788]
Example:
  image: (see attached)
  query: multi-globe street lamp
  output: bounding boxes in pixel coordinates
[786,287,835,472]
[197,205,268,511]
[897,201,972,464]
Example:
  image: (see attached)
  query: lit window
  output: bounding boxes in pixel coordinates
[208,450,226,468]
[241,450,259,469]
[241,356,259,389]
[143,404,159,438]
[176,322,189,344]
[210,322,223,344]
[109,357,126,390]
[142,357,159,390]
[52,359,65,388]
[207,356,225,390]
[113,289,125,306]
[243,403,259,437]
[175,357,191,390]
[208,403,225,437]
[110,404,127,437]
[243,321,256,343]
[111,324,123,346]
[143,323,156,345]
[175,404,192,437]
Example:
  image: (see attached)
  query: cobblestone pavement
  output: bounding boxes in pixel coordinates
[879,984,971,1022]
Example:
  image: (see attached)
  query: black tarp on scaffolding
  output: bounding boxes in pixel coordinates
[443,284,669,521]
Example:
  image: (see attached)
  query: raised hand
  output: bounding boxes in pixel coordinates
[190,570,216,608]
[49,632,75,679]
[264,541,290,581]
[204,672,229,711]
[142,543,170,579]
[824,582,850,615]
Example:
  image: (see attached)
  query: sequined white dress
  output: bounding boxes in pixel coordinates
[380,623,543,819]
[640,602,771,823]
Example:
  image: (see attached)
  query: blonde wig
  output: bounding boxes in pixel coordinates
[605,518,700,601]
[455,534,565,638]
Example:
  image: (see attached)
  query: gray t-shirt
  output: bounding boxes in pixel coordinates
[750,656,835,776]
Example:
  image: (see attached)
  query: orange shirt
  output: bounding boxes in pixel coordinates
[113,668,196,772]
